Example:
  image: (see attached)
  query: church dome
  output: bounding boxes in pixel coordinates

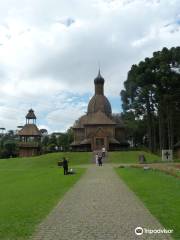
[94,70,104,84]
[87,95,112,116]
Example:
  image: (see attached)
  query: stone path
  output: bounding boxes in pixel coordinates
[32,165,172,240]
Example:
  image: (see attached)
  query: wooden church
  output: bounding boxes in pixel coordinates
[71,70,127,151]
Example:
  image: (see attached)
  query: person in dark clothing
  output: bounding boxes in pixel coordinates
[98,153,103,166]
[62,157,68,175]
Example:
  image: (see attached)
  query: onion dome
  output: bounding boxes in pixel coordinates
[94,69,104,84]
[88,70,112,116]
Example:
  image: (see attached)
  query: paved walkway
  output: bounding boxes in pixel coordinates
[32,165,172,240]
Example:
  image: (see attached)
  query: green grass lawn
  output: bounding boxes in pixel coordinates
[116,167,180,239]
[0,152,92,169]
[109,151,161,163]
[0,152,90,240]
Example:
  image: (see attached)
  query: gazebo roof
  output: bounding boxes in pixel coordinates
[26,109,36,119]
[18,124,41,136]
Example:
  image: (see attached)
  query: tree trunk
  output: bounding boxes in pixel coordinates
[167,104,174,150]
[146,100,153,152]
[158,105,166,151]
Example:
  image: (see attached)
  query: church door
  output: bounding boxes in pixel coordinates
[95,138,105,150]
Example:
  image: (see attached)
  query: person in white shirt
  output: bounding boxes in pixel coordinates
[102,147,106,158]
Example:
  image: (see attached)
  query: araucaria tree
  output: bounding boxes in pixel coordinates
[121,47,180,152]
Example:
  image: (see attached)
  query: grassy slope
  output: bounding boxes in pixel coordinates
[109,151,161,163]
[116,167,180,239]
[0,152,90,240]
[0,152,92,169]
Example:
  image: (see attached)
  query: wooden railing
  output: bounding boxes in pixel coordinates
[18,142,40,148]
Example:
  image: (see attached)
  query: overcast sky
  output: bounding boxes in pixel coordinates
[0,0,180,132]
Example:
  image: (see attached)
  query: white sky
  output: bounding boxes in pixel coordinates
[0,0,180,132]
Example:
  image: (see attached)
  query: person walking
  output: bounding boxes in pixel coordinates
[62,157,68,175]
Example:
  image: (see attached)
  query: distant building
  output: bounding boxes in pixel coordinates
[18,109,41,157]
[71,70,128,151]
